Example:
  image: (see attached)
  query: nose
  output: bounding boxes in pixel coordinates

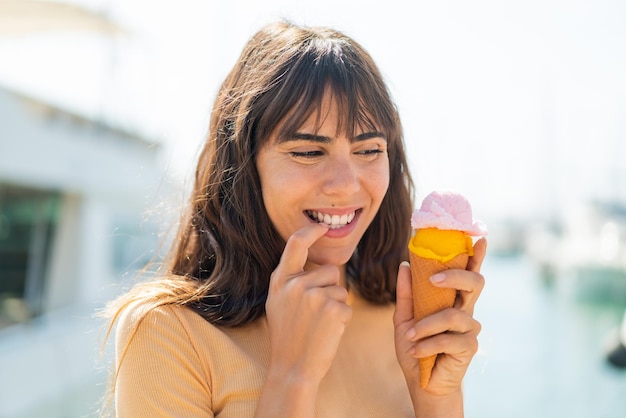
[321,156,360,196]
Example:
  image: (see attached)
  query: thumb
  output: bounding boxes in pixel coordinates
[393,261,414,327]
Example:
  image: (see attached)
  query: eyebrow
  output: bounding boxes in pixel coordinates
[282,131,387,143]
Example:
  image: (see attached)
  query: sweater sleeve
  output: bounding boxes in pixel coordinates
[115,304,213,418]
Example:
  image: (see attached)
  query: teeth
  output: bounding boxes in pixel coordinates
[306,210,357,229]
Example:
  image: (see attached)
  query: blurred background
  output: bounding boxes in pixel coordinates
[1,0,625,416]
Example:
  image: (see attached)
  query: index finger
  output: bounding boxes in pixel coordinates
[275,222,330,277]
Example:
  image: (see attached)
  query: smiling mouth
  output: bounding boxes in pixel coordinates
[305,210,358,229]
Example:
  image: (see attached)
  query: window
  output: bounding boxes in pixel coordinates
[0,184,60,328]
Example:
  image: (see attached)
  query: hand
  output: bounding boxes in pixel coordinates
[265,223,353,385]
[393,238,487,398]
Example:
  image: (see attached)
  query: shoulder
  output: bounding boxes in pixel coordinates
[114,302,217,415]
[115,301,215,349]
[115,299,269,368]
[114,302,216,391]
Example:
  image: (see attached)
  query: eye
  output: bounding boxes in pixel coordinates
[356,149,385,155]
[354,147,386,160]
[289,150,324,159]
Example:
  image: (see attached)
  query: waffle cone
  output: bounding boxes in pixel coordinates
[409,251,469,388]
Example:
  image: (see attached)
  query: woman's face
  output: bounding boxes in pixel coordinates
[256,91,390,269]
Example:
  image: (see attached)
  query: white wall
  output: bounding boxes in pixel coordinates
[0,88,162,199]
[0,87,171,417]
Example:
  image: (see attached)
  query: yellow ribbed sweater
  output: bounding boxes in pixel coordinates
[115,292,414,417]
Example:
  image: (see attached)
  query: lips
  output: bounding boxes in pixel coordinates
[305,209,357,229]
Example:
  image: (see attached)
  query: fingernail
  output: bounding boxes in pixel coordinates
[405,327,416,340]
[430,273,446,283]
[400,261,410,268]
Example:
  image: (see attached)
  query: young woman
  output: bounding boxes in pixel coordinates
[104,21,486,417]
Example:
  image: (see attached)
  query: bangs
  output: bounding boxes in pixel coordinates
[253,35,398,146]
[275,82,383,142]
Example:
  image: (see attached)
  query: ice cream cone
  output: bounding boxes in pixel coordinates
[409,250,469,388]
[408,191,488,388]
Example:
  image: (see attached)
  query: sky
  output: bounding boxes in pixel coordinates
[1,0,625,224]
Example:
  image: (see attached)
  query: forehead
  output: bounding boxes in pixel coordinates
[274,88,381,141]
[298,90,343,131]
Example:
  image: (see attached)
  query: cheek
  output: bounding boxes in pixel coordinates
[260,167,305,207]
[258,168,305,239]
[368,160,390,203]
[373,178,390,211]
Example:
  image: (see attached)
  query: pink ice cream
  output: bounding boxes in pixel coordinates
[411,191,488,236]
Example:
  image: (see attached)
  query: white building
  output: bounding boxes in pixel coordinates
[0,85,174,417]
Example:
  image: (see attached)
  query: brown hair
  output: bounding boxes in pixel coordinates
[105,21,414,329]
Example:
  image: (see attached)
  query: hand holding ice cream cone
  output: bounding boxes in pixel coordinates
[407,191,487,388]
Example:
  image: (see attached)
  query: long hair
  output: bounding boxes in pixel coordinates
[105,21,414,329]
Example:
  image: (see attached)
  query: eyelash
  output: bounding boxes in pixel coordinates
[290,151,323,158]
[290,149,384,158]
[357,149,385,156]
